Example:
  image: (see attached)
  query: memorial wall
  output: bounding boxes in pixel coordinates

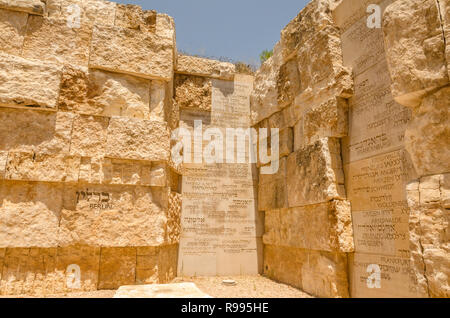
[0,0,448,298]
[251,0,449,298]
[0,0,181,295]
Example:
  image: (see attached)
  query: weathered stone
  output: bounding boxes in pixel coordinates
[150,80,169,121]
[5,152,80,183]
[175,74,212,111]
[277,58,300,108]
[0,181,62,248]
[408,174,450,298]
[114,282,211,298]
[115,4,156,32]
[404,86,450,176]
[264,200,354,252]
[295,26,353,109]
[58,66,152,119]
[59,185,168,247]
[22,16,92,67]
[176,55,235,80]
[250,44,283,125]
[167,192,181,244]
[0,0,45,15]
[440,0,450,78]
[383,0,449,107]
[280,0,336,61]
[106,117,170,162]
[287,138,345,208]
[98,247,136,289]
[0,151,7,178]
[46,0,116,26]
[135,244,178,285]
[303,97,348,145]
[0,53,61,109]
[0,108,73,154]
[259,157,287,211]
[279,128,294,158]
[90,24,174,81]
[70,115,109,157]
[0,8,27,55]
[264,245,350,298]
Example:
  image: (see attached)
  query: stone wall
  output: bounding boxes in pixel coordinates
[251,0,449,298]
[0,0,180,295]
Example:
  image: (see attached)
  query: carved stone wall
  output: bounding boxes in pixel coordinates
[0,0,180,295]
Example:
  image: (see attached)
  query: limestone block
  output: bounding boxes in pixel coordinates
[264,200,354,252]
[98,247,136,289]
[250,45,283,125]
[440,0,450,78]
[58,66,152,119]
[279,128,293,158]
[404,87,450,176]
[280,0,335,61]
[0,181,62,248]
[70,115,108,157]
[264,245,350,298]
[5,152,80,183]
[0,0,45,15]
[0,53,62,109]
[0,248,57,295]
[22,16,92,67]
[115,4,156,32]
[0,248,4,282]
[176,55,235,80]
[293,119,304,151]
[303,97,348,145]
[167,192,181,244]
[150,80,168,121]
[59,185,168,247]
[46,0,116,26]
[53,246,100,294]
[287,138,345,208]
[136,244,178,285]
[258,157,287,211]
[90,25,174,81]
[0,109,73,154]
[408,174,450,298]
[383,0,449,107]
[0,8,27,55]
[295,26,353,109]
[106,117,170,162]
[277,58,300,108]
[0,151,7,179]
[175,74,212,111]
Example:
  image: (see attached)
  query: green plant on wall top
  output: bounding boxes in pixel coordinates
[260,49,273,64]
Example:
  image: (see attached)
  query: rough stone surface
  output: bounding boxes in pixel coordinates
[176,55,235,80]
[22,16,92,67]
[0,8,27,56]
[115,4,156,32]
[383,0,449,107]
[0,181,62,248]
[0,53,62,109]
[46,0,116,26]
[0,109,73,154]
[287,138,345,208]
[0,0,45,15]
[175,74,212,111]
[58,185,168,247]
[106,118,170,161]
[264,245,350,298]
[263,200,354,252]
[90,25,174,81]
[404,86,450,176]
[58,66,152,119]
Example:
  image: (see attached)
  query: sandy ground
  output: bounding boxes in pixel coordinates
[0,275,313,298]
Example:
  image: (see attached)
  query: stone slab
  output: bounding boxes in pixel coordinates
[0,8,27,56]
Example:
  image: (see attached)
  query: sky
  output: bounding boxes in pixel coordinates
[117,0,310,67]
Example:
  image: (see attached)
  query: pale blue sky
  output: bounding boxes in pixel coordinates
[117,0,309,67]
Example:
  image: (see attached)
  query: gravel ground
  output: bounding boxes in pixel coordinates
[0,275,313,298]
